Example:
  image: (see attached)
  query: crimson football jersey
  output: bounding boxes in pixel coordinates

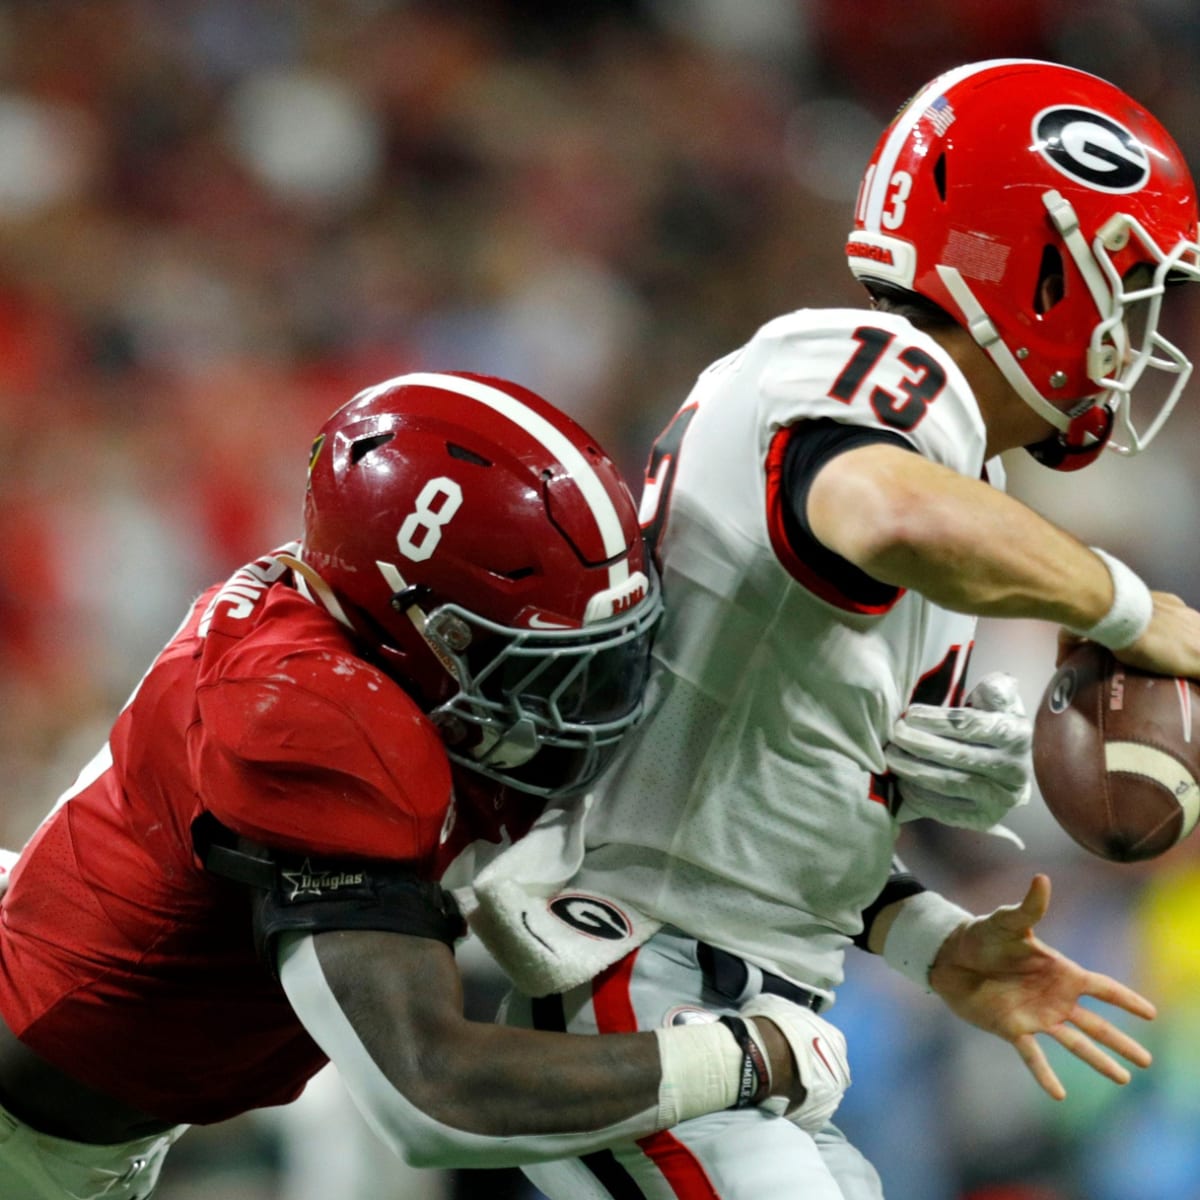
[0,549,534,1125]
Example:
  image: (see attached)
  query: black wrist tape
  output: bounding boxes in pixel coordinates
[718,1015,770,1109]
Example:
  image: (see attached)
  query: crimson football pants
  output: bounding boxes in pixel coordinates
[500,927,885,1200]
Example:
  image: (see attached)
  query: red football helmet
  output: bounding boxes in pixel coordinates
[847,59,1200,469]
[292,371,662,798]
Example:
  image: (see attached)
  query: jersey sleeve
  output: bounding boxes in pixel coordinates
[851,856,926,952]
[754,308,988,478]
[775,419,917,610]
[191,647,453,865]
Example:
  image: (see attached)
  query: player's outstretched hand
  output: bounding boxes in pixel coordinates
[928,874,1155,1100]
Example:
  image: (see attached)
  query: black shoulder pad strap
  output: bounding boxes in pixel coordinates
[191,812,466,978]
[192,812,277,889]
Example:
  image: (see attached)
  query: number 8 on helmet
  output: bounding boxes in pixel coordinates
[294,371,663,798]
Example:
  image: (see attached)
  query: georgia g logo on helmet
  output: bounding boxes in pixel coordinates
[1033,106,1150,193]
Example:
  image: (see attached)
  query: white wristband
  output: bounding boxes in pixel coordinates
[882,891,972,991]
[654,1022,743,1126]
[1066,548,1152,651]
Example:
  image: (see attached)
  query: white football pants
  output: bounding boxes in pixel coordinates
[501,926,885,1200]
[0,1093,186,1199]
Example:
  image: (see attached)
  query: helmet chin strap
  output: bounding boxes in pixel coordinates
[936,188,1133,454]
[277,552,355,629]
[283,550,465,692]
[934,264,1105,442]
[935,265,1068,429]
[375,558,463,687]
[1040,190,1125,357]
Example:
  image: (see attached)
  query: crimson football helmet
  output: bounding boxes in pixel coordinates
[291,371,662,798]
[847,59,1200,469]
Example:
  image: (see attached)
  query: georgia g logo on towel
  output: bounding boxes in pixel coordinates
[548,893,634,941]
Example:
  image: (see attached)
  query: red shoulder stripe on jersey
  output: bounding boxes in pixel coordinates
[763,428,905,616]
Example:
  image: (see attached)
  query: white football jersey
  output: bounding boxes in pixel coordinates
[570,307,1005,994]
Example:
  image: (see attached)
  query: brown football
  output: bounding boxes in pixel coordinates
[1033,641,1200,862]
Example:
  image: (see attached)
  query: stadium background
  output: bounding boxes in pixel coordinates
[1,1,1198,1197]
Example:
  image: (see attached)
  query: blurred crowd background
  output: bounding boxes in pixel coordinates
[2,1,1200,1197]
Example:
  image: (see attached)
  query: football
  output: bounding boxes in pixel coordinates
[1033,641,1200,862]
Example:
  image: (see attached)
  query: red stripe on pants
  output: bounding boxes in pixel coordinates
[591,951,722,1199]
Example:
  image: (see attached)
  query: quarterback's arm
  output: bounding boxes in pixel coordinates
[278,927,806,1169]
[806,443,1200,676]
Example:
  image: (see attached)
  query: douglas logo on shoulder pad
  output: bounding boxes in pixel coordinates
[281,859,366,902]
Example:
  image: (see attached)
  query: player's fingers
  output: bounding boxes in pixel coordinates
[1084,971,1157,1021]
[1071,1005,1153,1068]
[1021,874,1051,921]
[991,874,1051,934]
[898,705,1029,751]
[1049,1023,1131,1085]
[1013,1032,1066,1101]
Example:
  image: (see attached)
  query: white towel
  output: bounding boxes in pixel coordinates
[462,797,660,997]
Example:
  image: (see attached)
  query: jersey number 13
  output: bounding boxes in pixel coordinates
[828,325,947,431]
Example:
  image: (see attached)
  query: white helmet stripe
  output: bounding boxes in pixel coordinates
[356,372,630,588]
[863,58,1041,231]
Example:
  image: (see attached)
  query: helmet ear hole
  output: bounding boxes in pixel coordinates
[349,432,394,465]
[1034,245,1065,315]
[932,152,947,202]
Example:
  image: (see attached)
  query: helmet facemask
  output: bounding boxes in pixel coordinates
[1084,218,1200,454]
[418,577,663,798]
[943,194,1200,469]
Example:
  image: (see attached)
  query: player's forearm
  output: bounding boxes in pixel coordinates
[407,1021,661,1135]
[280,932,657,1166]
[281,930,799,1168]
[397,1008,802,1140]
[808,446,1113,625]
[383,999,668,1139]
